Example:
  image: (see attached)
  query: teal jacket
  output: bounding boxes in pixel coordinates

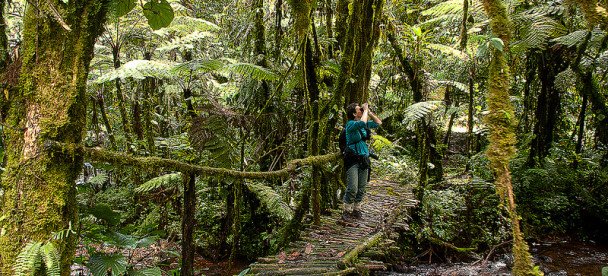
[345,120,379,157]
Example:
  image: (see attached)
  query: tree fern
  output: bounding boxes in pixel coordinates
[551,30,590,47]
[189,114,239,166]
[134,173,182,194]
[164,16,220,33]
[246,182,294,221]
[511,11,566,53]
[94,60,176,83]
[156,31,216,52]
[427,44,468,61]
[402,101,444,129]
[219,62,279,82]
[434,80,469,93]
[171,59,224,75]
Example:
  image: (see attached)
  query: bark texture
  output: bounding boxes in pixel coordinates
[0,1,110,274]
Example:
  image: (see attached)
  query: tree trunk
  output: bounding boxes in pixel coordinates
[325,0,334,59]
[0,1,110,274]
[111,46,132,142]
[274,0,283,61]
[575,93,588,154]
[0,0,9,70]
[97,86,117,150]
[336,0,383,105]
[481,0,539,274]
[304,36,322,224]
[527,47,569,166]
[181,173,196,276]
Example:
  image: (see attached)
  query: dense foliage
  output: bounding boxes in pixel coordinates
[0,0,607,274]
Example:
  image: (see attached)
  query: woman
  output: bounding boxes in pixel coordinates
[343,102,382,220]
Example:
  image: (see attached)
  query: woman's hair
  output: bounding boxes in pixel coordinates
[346,103,359,120]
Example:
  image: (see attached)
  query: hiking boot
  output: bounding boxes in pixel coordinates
[351,209,363,219]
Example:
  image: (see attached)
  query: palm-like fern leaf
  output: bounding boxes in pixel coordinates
[434,80,468,93]
[427,44,468,61]
[134,173,182,194]
[421,0,463,18]
[167,16,220,33]
[420,0,485,27]
[88,253,127,276]
[220,63,279,81]
[172,59,224,75]
[189,114,239,165]
[94,60,175,83]
[551,30,589,47]
[157,31,216,52]
[246,182,293,221]
[402,101,444,128]
[511,11,566,52]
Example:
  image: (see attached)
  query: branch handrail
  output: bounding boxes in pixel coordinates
[46,141,341,180]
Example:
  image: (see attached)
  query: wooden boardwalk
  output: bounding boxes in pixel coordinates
[248,179,416,275]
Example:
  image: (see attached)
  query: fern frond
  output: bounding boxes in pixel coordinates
[169,16,220,32]
[88,253,127,276]
[14,242,43,276]
[421,0,462,18]
[156,31,216,52]
[172,59,224,75]
[246,182,293,221]
[40,243,60,276]
[402,101,444,128]
[134,173,182,194]
[427,44,468,61]
[220,63,279,81]
[511,11,566,52]
[551,30,589,47]
[434,80,468,93]
[94,60,175,83]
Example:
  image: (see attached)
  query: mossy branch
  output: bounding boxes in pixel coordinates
[45,141,341,180]
[338,232,383,268]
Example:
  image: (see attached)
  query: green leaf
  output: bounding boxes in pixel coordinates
[489,37,504,52]
[602,266,608,276]
[246,182,293,221]
[143,0,175,30]
[88,253,127,276]
[14,242,43,276]
[114,0,137,18]
[135,173,181,194]
[89,204,121,226]
[238,268,251,276]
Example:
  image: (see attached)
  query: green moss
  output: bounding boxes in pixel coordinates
[0,1,111,274]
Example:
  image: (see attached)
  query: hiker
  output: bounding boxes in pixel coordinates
[342,102,382,220]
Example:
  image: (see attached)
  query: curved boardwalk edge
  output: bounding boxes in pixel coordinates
[248,179,417,275]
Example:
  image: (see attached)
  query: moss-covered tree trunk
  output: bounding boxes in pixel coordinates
[336,0,383,105]
[481,0,540,274]
[0,1,109,274]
